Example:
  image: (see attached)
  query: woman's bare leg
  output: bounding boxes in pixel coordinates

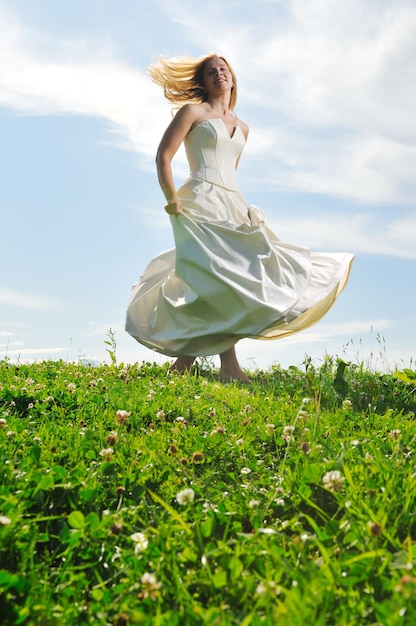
[219,346,250,383]
[169,356,196,374]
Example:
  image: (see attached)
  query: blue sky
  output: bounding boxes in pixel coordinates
[1,0,415,372]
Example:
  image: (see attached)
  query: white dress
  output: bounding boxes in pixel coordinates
[126,118,354,357]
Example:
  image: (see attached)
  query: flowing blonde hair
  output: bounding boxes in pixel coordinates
[148,54,238,110]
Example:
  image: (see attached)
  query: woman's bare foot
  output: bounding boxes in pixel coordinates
[219,346,251,383]
[169,356,196,374]
[219,367,251,383]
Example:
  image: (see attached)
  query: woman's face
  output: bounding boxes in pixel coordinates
[202,57,234,94]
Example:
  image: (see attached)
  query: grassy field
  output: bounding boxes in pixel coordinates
[0,354,415,625]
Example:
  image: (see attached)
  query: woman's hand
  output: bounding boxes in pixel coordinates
[164,199,184,215]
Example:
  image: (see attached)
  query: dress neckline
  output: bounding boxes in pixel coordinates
[192,118,242,140]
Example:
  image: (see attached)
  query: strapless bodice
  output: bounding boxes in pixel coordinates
[183,119,245,191]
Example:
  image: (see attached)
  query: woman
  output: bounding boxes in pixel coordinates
[126,54,354,382]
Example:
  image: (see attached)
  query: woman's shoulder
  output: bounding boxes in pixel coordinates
[176,102,205,121]
[176,103,215,131]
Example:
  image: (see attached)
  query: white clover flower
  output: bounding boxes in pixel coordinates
[140,572,162,600]
[283,425,295,435]
[0,515,11,525]
[256,580,280,596]
[202,501,219,513]
[99,447,114,457]
[322,470,345,492]
[248,499,261,509]
[176,488,195,505]
[342,399,353,410]
[240,467,252,475]
[141,572,157,586]
[67,383,77,392]
[300,441,311,454]
[210,425,226,436]
[0,418,7,429]
[256,582,267,596]
[235,438,244,446]
[115,410,130,424]
[389,429,401,440]
[282,424,295,442]
[191,451,205,464]
[131,531,148,554]
[105,431,118,446]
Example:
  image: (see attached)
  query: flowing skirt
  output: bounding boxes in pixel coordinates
[126,178,354,357]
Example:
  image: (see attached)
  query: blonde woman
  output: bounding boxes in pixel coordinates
[126,54,354,381]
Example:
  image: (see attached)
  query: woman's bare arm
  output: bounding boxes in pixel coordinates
[156,104,200,214]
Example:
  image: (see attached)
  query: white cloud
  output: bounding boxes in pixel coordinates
[157,0,416,206]
[220,0,416,134]
[0,341,23,349]
[266,209,416,259]
[1,1,415,246]
[0,10,169,163]
[235,317,396,370]
[0,288,62,310]
[243,126,416,205]
[0,347,66,358]
[281,318,392,345]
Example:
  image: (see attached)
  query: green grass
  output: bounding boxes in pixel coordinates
[0,356,415,625]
